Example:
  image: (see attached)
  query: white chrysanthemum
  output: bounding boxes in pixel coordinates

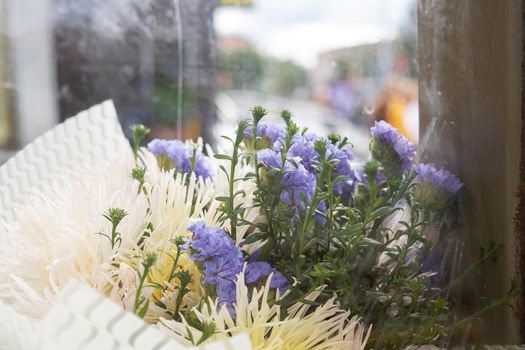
[0,149,220,319]
[96,151,219,321]
[160,273,371,350]
[0,156,149,318]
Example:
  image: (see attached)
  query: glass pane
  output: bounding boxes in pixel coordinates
[214,0,417,158]
[8,0,520,348]
[0,0,417,158]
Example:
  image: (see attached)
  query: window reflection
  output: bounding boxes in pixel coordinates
[0,0,417,161]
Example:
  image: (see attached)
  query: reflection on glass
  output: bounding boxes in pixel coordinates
[214,0,417,157]
[0,0,417,158]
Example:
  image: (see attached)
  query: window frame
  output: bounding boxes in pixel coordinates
[418,0,523,343]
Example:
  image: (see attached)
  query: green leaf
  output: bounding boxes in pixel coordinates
[137,298,150,319]
[234,190,246,198]
[243,232,268,244]
[332,175,349,184]
[220,135,234,143]
[214,154,232,161]
[359,237,384,248]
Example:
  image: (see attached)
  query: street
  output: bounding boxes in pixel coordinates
[215,90,371,160]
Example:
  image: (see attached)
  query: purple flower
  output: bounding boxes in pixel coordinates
[268,271,289,295]
[245,261,274,285]
[245,123,286,145]
[414,164,462,211]
[370,121,401,146]
[415,163,463,198]
[326,144,358,196]
[216,279,237,305]
[147,139,214,179]
[186,221,238,261]
[284,133,358,198]
[193,153,215,180]
[166,140,193,173]
[280,163,317,211]
[147,139,171,154]
[370,121,416,173]
[203,255,243,285]
[245,261,289,295]
[186,222,291,313]
[186,221,244,312]
[288,132,323,173]
[411,239,458,292]
[257,148,282,169]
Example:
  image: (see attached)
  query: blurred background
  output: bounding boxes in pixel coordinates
[0,0,417,163]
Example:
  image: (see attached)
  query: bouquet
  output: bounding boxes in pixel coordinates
[0,103,515,349]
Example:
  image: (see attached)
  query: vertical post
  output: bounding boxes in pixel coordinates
[418,0,522,343]
[0,0,16,149]
[6,0,58,146]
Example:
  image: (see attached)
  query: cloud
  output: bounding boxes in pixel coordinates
[259,22,396,67]
[215,0,415,67]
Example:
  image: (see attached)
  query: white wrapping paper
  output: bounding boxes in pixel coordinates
[0,101,252,350]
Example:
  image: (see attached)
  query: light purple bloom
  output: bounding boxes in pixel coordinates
[166,140,193,173]
[370,121,416,172]
[203,255,243,285]
[268,271,289,295]
[147,139,171,155]
[186,221,290,312]
[186,221,244,312]
[409,239,457,292]
[257,148,282,169]
[280,163,317,211]
[415,163,463,198]
[245,261,274,285]
[193,153,215,180]
[326,144,357,196]
[245,261,289,295]
[216,279,237,305]
[147,139,214,179]
[186,221,239,261]
[288,132,323,173]
[244,123,286,145]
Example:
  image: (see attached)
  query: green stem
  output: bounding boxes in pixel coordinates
[228,144,239,241]
[173,278,190,320]
[134,268,150,313]
[295,188,320,276]
[325,169,335,255]
[167,247,182,283]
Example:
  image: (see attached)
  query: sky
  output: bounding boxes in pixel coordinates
[214,0,415,67]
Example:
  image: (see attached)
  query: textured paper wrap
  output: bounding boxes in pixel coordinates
[37,281,252,350]
[0,101,252,350]
[0,100,131,223]
[0,281,252,350]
